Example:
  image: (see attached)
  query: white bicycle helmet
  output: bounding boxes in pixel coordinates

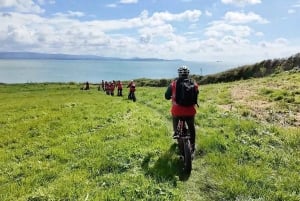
[178,65,190,78]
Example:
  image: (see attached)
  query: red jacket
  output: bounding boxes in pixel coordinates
[127,82,136,92]
[117,82,123,89]
[170,80,198,116]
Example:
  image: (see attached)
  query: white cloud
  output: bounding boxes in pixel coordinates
[151,10,201,23]
[6,24,36,45]
[224,11,269,24]
[181,36,295,63]
[119,0,138,4]
[288,9,295,14]
[138,24,175,42]
[221,0,261,6]
[292,1,300,8]
[258,38,289,51]
[274,38,289,45]
[107,0,138,7]
[0,4,298,63]
[205,10,212,17]
[139,34,151,44]
[196,10,270,62]
[255,31,264,37]
[287,1,300,15]
[0,0,44,13]
[37,0,55,5]
[37,0,45,5]
[139,10,149,19]
[188,23,198,29]
[54,11,85,18]
[106,4,117,8]
[205,21,252,38]
[0,9,202,58]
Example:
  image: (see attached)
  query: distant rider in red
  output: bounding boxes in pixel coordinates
[127,80,136,101]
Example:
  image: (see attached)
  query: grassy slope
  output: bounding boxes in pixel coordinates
[0,72,299,201]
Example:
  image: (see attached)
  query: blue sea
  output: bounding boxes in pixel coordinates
[0,59,236,84]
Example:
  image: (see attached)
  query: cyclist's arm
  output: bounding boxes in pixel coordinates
[195,83,199,107]
[165,85,172,100]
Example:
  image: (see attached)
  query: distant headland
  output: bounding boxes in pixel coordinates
[0,52,183,62]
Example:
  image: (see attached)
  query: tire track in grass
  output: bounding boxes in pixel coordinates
[136,88,211,200]
[136,91,173,133]
[116,96,186,200]
[92,88,210,200]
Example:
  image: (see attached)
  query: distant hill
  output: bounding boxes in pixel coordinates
[0,52,180,62]
[194,52,300,85]
[134,52,300,87]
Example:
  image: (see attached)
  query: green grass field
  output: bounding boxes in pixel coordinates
[0,71,299,201]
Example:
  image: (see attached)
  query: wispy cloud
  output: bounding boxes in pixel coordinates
[255,32,264,37]
[224,11,269,24]
[106,0,138,8]
[292,0,300,8]
[288,9,295,14]
[205,21,252,38]
[106,4,117,8]
[37,0,56,5]
[221,0,261,6]
[119,0,138,4]
[0,0,44,13]
[53,11,85,18]
[205,10,212,17]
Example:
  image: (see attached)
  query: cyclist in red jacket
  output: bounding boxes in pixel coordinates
[127,80,136,101]
[117,80,123,96]
[165,66,199,153]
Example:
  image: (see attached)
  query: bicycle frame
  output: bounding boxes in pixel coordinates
[176,119,190,139]
[128,91,136,102]
[175,117,192,174]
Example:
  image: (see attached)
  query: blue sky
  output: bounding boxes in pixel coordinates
[0,0,300,64]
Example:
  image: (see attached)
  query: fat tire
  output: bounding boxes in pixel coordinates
[183,140,192,174]
[177,139,184,156]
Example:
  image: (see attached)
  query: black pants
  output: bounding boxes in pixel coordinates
[173,116,195,146]
[117,89,123,96]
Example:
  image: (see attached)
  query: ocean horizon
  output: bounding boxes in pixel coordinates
[0,59,237,84]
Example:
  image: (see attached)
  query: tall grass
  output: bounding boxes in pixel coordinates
[0,71,299,200]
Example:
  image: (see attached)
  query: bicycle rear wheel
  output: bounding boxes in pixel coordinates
[183,140,192,174]
[177,138,184,156]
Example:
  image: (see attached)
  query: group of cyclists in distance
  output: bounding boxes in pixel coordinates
[81,79,136,101]
[100,80,136,100]
[100,80,124,96]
